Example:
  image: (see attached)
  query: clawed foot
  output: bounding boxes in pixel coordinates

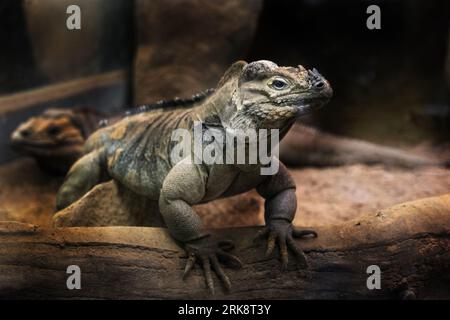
[183,237,242,295]
[254,219,317,269]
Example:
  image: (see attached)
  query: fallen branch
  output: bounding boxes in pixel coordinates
[0,70,127,115]
[0,194,449,299]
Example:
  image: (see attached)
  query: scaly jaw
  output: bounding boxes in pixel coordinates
[10,136,82,157]
[294,103,312,117]
[291,93,332,117]
[276,99,323,118]
[292,98,319,117]
[10,141,82,158]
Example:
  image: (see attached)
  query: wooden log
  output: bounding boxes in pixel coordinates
[0,70,127,115]
[0,194,449,299]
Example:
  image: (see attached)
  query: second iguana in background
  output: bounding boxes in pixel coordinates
[10,108,103,174]
[55,60,332,294]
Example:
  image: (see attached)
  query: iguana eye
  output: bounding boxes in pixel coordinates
[268,77,290,90]
[47,125,61,136]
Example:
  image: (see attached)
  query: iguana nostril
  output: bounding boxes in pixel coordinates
[314,81,325,89]
[20,129,31,137]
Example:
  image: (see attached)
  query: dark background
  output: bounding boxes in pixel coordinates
[0,0,448,163]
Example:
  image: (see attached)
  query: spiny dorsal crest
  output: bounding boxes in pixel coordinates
[98,88,215,127]
[217,60,247,87]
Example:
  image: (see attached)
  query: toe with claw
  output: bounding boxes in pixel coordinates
[255,219,317,269]
[183,237,242,295]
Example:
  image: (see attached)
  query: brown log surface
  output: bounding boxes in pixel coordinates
[0,70,127,115]
[0,195,449,299]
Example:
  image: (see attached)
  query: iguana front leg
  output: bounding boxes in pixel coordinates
[256,160,317,269]
[55,148,106,211]
[158,160,242,294]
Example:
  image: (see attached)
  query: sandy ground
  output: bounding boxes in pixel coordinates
[293,164,450,226]
[0,157,449,229]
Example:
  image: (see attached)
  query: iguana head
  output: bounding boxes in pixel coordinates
[222,60,332,131]
[10,108,97,173]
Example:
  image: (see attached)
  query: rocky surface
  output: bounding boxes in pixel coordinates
[53,180,261,228]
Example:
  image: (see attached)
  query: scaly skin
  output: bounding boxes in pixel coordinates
[10,108,103,174]
[9,92,213,174]
[56,60,333,294]
[11,94,441,175]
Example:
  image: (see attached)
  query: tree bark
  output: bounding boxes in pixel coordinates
[0,194,449,299]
